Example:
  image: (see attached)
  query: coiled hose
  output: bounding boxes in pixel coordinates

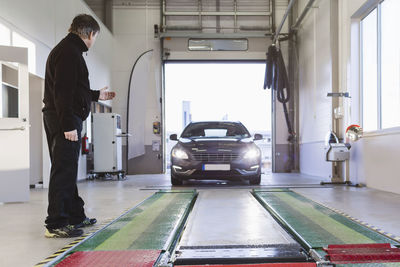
[264,45,295,141]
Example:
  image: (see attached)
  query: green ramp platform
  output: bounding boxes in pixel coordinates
[252,190,400,251]
[48,190,197,266]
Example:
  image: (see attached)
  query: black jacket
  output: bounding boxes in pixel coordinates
[43,33,100,132]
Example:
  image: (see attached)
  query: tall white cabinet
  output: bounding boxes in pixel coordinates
[92,113,123,176]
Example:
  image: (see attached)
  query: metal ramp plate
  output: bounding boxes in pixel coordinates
[174,244,309,265]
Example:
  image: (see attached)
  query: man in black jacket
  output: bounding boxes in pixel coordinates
[43,14,115,238]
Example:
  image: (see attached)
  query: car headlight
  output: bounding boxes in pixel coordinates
[172,149,189,159]
[244,148,260,159]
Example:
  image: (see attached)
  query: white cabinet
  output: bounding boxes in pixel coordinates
[0,46,30,202]
[93,113,123,174]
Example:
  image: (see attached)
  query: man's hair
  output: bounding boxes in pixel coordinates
[68,14,100,38]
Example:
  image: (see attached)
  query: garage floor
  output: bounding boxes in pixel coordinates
[178,190,296,247]
[1,173,400,266]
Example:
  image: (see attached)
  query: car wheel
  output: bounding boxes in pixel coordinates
[171,174,183,186]
[249,174,261,185]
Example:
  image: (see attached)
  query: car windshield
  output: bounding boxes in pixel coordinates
[181,122,250,138]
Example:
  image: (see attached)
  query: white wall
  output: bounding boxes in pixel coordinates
[346,0,400,194]
[0,0,114,184]
[298,0,400,194]
[112,7,162,149]
[297,0,333,178]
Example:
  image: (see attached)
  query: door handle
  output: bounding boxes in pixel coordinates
[0,126,25,131]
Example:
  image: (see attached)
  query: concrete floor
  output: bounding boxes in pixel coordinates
[1,172,400,266]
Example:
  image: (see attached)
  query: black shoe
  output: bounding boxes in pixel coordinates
[73,217,97,229]
[45,225,83,238]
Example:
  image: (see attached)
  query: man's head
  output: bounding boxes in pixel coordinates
[69,14,100,49]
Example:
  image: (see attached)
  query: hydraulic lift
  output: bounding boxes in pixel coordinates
[36,189,400,267]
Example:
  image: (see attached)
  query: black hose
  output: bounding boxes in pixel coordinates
[264,45,295,138]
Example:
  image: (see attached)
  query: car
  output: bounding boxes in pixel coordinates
[169,121,262,185]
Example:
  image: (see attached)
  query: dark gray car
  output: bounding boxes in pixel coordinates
[170,121,262,185]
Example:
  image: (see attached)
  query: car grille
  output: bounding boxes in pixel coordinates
[193,153,240,162]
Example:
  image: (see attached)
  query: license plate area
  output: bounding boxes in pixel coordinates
[203,164,231,171]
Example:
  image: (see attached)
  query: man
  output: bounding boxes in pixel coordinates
[42,14,115,238]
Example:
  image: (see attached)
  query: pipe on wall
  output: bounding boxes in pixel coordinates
[291,0,317,31]
[273,0,297,44]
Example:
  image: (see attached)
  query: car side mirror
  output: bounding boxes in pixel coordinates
[253,133,263,141]
[170,134,178,141]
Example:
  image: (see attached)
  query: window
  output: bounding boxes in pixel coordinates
[361,0,400,131]
[0,22,37,74]
[1,83,19,118]
[0,23,11,46]
[204,129,228,137]
[0,23,12,118]
[12,32,36,74]
[188,39,248,51]
[361,9,378,131]
[380,0,400,129]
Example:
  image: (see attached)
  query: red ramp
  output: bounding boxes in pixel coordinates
[56,250,161,267]
[179,264,317,267]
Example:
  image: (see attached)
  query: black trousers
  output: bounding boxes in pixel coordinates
[43,111,86,229]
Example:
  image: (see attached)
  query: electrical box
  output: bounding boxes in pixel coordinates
[93,113,122,173]
[153,121,160,134]
[326,143,350,162]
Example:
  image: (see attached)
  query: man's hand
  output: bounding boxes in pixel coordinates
[99,86,116,100]
[64,130,78,141]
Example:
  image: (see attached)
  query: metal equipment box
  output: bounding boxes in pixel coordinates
[326,143,350,162]
[93,113,123,176]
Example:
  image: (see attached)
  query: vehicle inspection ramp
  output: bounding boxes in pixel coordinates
[172,189,310,265]
[40,190,197,267]
[252,189,400,248]
[37,188,400,266]
[252,189,400,265]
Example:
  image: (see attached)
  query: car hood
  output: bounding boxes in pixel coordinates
[177,137,256,153]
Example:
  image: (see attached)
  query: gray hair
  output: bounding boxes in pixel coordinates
[68,14,100,38]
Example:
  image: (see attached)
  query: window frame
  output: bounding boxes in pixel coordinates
[360,0,400,133]
[360,7,379,132]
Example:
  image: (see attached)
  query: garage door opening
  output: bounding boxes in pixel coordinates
[165,62,272,177]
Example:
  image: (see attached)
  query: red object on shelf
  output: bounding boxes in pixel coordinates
[56,250,161,267]
[324,243,400,264]
[179,264,316,267]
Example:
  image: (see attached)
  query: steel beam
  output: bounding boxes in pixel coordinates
[291,0,317,31]
[273,0,297,44]
[164,11,271,16]
[159,32,271,38]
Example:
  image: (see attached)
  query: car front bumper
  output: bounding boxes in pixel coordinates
[171,158,261,180]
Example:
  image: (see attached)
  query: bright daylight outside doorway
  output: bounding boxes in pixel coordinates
[165,62,272,180]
